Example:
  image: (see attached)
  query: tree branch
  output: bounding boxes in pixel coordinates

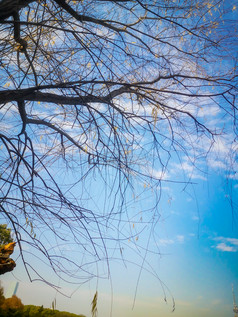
[17,100,27,136]
[0,87,131,105]
[0,0,35,20]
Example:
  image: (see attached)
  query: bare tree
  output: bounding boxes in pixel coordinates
[0,0,237,297]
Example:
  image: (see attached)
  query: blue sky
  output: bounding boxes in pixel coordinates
[1,170,238,317]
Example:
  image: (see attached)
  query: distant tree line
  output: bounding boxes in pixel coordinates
[0,283,85,317]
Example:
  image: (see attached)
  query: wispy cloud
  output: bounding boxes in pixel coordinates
[171,160,207,181]
[158,235,185,246]
[207,158,226,170]
[158,239,174,246]
[212,237,238,252]
[211,299,222,306]
[225,238,238,246]
[228,172,238,180]
[147,166,170,181]
[176,235,185,243]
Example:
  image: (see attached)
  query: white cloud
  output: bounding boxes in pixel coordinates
[211,134,237,156]
[148,167,169,180]
[183,103,220,119]
[176,235,185,243]
[228,173,238,180]
[212,237,238,252]
[171,160,207,180]
[197,105,221,118]
[158,239,174,246]
[166,129,237,182]
[190,173,207,181]
[226,238,238,246]
[207,159,226,170]
[216,243,236,252]
[158,235,185,247]
[179,161,194,173]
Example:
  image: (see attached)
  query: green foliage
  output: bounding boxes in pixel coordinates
[0,293,23,317]
[0,224,14,247]
[22,305,54,317]
[22,305,86,317]
[0,304,86,317]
